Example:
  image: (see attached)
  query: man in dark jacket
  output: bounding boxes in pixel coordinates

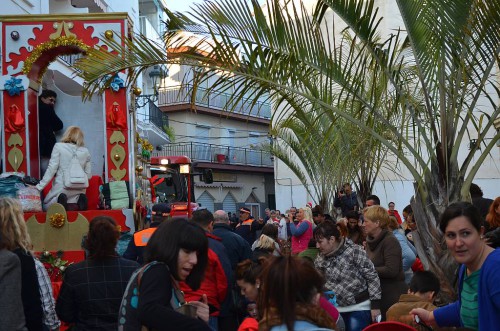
[334,183,360,216]
[212,209,252,331]
[213,210,252,270]
[38,90,63,176]
[235,207,264,245]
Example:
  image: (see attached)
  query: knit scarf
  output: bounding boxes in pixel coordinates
[259,303,336,331]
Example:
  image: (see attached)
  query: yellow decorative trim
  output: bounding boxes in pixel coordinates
[8,147,23,171]
[110,144,125,168]
[49,21,77,40]
[7,133,23,147]
[0,12,129,22]
[110,131,126,144]
[111,168,127,181]
[110,144,126,180]
[22,36,90,77]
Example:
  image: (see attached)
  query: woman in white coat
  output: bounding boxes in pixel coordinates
[36,126,91,210]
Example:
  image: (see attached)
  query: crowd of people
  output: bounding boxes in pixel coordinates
[1,181,499,331]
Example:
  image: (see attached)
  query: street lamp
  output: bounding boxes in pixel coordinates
[135,64,168,108]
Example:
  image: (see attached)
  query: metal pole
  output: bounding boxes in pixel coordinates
[187,171,192,218]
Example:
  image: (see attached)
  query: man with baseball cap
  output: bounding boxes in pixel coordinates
[235,207,264,245]
[123,203,170,264]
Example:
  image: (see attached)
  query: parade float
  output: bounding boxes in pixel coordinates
[0,12,199,264]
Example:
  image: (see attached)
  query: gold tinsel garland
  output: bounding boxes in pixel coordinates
[49,213,66,228]
[22,36,90,77]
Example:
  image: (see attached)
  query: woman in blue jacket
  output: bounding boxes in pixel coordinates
[411,202,500,331]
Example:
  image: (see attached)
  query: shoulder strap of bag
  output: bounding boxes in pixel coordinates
[170,275,186,307]
[135,261,186,308]
[72,146,78,158]
[136,261,163,289]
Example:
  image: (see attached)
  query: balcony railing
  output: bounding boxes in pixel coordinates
[137,101,169,130]
[158,84,272,120]
[153,142,274,167]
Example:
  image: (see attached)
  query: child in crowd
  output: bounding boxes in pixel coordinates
[386,271,440,330]
[246,302,258,319]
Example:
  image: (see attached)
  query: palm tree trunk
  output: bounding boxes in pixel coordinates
[411,165,462,303]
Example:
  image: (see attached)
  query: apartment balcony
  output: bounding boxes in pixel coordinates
[153,142,274,173]
[157,84,272,124]
[137,101,171,147]
[139,15,162,43]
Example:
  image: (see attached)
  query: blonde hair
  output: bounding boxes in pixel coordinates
[363,205,390,229]
[61,126,85,146]
[0,197,33,252]
[256,234,276,251]
[300,206,313,224]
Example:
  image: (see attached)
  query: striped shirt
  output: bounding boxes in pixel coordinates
[460,269,480,330]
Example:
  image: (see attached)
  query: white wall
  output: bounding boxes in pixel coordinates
[2,0,45,15]
[51,85,105,177]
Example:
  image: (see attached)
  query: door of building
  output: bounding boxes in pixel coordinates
[222,193,237,214]
[197,191,215,212]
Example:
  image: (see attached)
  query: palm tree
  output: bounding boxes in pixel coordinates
[266,105,390,215]
[75,0,500,299]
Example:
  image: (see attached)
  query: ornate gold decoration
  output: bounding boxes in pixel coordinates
[8,148,23,172]
[49,21,77,39]
[136,165,144,172]
[111,168,127,181]
[49,213,66,228]
[104,30,114,39]
[26,204,90,251]
[114,153,121,161]
[110,131,126,144]
[7,133,23,146]
[133,87,142,96]
[22,37,90,77]
[7,133,24,171]
[110,144,126,180]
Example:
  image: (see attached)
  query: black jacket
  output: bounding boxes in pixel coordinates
[212,223,252,270]
[56,257,139,330]
[38,102,63,157]
[13,248,43,331]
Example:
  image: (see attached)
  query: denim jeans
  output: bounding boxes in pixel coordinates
[340,310,371,331]
[208,316,218,331]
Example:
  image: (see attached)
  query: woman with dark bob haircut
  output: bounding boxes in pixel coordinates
[258,255,336,331]
[56,216,139,329]
[119,219,211,331]
[411,202,500,331]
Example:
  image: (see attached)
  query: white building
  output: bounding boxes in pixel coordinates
[155,62,275,216]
